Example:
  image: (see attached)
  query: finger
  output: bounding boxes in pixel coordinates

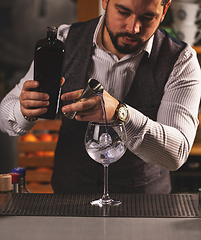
[20,90,49,102]
[22,80,39,91]
[62,96,100,114]
[21,106,48,118]
[60,77,65,86]
[75,102,99,116]
[61,89,84,101]
[20,80,50,118]
[21,98,49,109]
[75,110,103,122]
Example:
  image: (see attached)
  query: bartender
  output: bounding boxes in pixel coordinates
[0,0,201,194]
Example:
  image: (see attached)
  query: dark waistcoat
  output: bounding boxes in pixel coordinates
[51,18,186,194]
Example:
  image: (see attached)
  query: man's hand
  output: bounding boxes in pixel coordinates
[19,80,49,119]
[61,89,119,122]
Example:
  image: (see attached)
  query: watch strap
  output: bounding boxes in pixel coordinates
[24,115,38,122]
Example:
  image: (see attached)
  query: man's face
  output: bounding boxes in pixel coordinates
[102,0,170,57]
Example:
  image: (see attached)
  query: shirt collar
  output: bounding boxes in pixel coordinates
[93,13,153,58]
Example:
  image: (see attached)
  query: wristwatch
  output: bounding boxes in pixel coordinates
[115,102,129,122]
[24,115,38,122]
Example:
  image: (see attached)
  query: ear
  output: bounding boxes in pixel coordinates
[160,0,171,23]
[102,0,109,11]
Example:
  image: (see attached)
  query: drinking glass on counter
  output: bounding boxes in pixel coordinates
[85,121,127,207]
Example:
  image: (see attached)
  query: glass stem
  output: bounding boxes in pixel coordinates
[102,165,110,201]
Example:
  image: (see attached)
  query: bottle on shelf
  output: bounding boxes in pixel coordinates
[33,26,65,119]
[0,174,12,193]
[8,173,21,193]
[12,167,31,193]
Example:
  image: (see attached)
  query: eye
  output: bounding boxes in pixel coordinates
[118,10,130,16]
[141,15,154,21]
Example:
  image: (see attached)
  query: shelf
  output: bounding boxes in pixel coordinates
[32,119,61,131]
[17,119,61,194]
[190,114,201,155]
[190,143,201,155]
[193,46,201,54]
[26,184,53,194]
[26,170,52,182]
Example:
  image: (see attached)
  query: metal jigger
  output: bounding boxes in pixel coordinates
[64,78,104,119]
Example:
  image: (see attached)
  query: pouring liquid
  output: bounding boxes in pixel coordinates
[86,93,126,165]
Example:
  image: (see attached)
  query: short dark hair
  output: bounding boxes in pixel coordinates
[107,0,169,8]
[161,0,169,7]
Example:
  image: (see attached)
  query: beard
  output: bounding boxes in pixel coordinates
[106,29,146,54]
[104,10,147,54]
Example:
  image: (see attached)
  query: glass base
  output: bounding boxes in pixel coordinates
[90,198,121,207]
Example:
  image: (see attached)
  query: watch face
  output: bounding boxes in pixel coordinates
[118,106,128,121]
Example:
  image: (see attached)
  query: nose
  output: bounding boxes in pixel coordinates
[126,15,141,34]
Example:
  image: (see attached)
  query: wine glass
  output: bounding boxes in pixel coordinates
[84,121,127,207]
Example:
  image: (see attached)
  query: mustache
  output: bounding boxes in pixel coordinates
[117,32,141,41]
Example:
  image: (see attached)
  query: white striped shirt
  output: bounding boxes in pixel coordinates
[0,15,201,171]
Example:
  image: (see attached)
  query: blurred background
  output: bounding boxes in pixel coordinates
[0,0,201,193]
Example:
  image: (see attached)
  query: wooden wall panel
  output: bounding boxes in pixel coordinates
[77,0,99,22]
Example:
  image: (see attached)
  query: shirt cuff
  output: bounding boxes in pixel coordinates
[124,105,149,152]
[125,105,148,133]
[14,101,36,130]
